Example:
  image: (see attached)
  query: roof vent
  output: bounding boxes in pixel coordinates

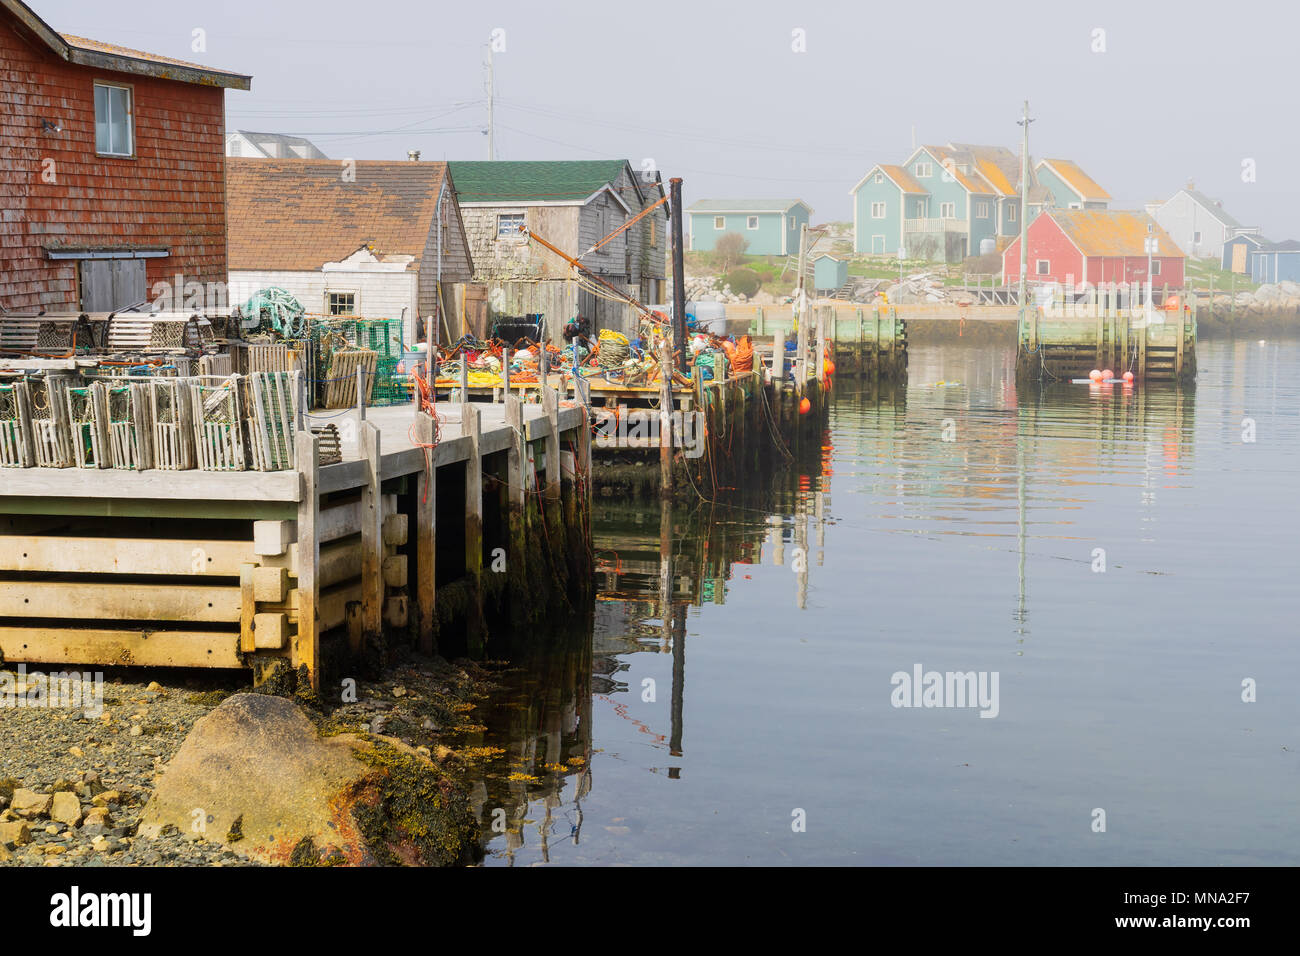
[408,149,421,162]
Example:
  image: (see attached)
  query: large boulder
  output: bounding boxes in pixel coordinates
[136,693,479,866]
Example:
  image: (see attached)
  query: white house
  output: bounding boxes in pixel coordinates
[225,159,473,345]
[1150,184,1259,261]
[225,130,328,159]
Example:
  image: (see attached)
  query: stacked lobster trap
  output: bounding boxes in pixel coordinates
[0,370,305,473]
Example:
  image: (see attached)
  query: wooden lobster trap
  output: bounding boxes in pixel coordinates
[105,381,154,471]
[0,381,34,468]
[28,376,74,468]
[192,376,247,472]
[246,370,299,472]
[149,377,197,470]
[65,382,112,469]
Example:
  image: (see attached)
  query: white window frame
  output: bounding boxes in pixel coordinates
[874,172,884,184]
[1151,260,1162,276]
[94,81,134,157]
[327,291,357,316]
[496,212,526,239]
[714,216,726,230]
[1007,204,1017,222]
[914,161,933,179]
[976,202,990,218]
[747,215,760,230]
[1192,231,1201,244]
[871,202,886,219]
[939,202,956,219]
[1036,259,1050,275]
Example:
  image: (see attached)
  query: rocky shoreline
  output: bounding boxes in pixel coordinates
[0,654,505,867]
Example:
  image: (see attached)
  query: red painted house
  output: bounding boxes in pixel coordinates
[0,0,250,312]
[1003,209,1184,289]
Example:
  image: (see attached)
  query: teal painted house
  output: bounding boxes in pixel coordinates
[812,254,848,293]
[850,142,1078,263]
[687,199,813,256]
[1035,159,1110,209]
[850,164,926,255]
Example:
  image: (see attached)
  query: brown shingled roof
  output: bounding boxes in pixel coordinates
[226,159,451,271]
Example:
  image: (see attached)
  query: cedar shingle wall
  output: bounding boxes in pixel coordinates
[0,13,228,311]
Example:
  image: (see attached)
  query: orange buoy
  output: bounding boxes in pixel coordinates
[799,397,811,415]
[826,360,836,376]
[1089,369,1103,382]
[1122,371,1134,382]
[1102,369,1114,381]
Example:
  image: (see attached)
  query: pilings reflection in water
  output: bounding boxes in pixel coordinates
[463,346,1207,864]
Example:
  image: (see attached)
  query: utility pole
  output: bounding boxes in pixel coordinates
[670,177,687,373]
[485,47,495,160]
[1016,100,1033,333]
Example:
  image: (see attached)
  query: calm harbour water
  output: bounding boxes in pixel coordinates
[471,338,1300,866]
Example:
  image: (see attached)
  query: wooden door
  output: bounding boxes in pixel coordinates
[79,259,147,312]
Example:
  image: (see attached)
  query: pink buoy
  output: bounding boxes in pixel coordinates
[1101,369,1114,381]
[1089,369,1103,382]
[1122,371,1134,383]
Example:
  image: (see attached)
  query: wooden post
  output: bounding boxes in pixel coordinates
[504,395,526,512]
[670,177,688,373]
[501,345,510,401]
[658,341,673,497]
[294,430,320,690]
[772,329,785,381]
[359,420,382,654]
[356,364,366,421]
[458,360,469,405]
[795,304,808,395]
[462,402,484,647]
[815,308,826,385]
[239,563,257,655]
[542,385,561,502]
[856,308,864,376]
[415,411,436,655]
[504,395,527,619]
[1175,305,1185,378]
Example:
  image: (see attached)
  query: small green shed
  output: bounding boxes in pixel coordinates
[812,254,848,294]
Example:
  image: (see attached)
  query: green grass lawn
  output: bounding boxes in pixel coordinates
[1184,258,1257,292]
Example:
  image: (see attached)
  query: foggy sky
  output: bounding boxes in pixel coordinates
[34,0,1300,239]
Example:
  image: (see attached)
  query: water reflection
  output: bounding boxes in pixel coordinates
[465,340,1296,866]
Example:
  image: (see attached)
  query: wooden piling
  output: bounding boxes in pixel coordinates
[461,402,485,650]
[359,420,382,655]
[294,430,320,690]
[657,342,674,496]
[414,411,437,655]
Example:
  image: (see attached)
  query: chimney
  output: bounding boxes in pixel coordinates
[408,149,421,161]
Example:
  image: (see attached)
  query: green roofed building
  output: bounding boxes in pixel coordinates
[447,160,668,339]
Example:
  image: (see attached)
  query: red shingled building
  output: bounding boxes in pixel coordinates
[1003,209,1185,288]
[0,0,250,312]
